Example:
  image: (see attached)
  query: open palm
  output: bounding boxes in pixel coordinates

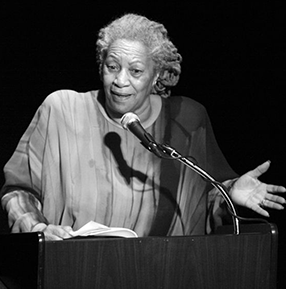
[230,161,286,217]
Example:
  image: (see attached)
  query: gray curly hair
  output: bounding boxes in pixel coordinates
[96,13,182,98]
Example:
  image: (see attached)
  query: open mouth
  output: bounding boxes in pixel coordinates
[111,91,132,98]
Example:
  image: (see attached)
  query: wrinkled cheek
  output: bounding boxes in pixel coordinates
[103,71,115,85]
[143,84,153,97]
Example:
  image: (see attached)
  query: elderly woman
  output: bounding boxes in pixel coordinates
[1,14,285,240]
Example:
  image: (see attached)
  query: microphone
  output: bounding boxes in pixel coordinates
[121,113,240,234]
[120,112,162,157]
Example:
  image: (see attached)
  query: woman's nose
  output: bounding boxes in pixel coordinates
[114,69,129,87]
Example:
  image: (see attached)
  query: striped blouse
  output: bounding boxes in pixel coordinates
[1,90,237,237]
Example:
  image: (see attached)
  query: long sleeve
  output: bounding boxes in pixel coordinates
[152,96,238,235]
[0,92,50,232]
[2,190,48,232]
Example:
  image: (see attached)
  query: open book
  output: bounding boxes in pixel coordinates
[69,221,138,238]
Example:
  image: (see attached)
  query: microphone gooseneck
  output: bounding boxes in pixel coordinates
[120,112,240,234]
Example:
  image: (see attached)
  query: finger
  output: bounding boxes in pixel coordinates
[251,204,270,217]
[44,233,63,241]
[62,226,74,233]
[46,225,73,239]
[266,184,286,194]
[262,199,285,210]
[248,161,271,178]
[61,226,74,239]
[55,228,73,239]
[265,193,286,204]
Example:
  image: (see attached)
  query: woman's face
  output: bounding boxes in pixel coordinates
[102,39,158,120]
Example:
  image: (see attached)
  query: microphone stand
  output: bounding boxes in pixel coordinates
[158,143,240,235]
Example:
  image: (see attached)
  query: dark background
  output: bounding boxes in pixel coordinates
[1,2,285,287]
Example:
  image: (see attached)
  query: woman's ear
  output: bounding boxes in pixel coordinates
[152,72,160,86]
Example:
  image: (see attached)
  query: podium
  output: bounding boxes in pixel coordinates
[0,223,278,289]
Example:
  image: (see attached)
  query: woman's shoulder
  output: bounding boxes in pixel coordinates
[165,96,208,127]
[37,90,100,116]
[43,89,99,106]
[168,95,206,111]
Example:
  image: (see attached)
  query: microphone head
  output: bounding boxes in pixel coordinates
[120,112,140,130]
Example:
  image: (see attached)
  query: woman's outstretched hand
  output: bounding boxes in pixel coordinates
[230,161,286,217]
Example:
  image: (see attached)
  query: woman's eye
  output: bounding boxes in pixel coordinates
[130,69,143,76]
[107,64,119,71]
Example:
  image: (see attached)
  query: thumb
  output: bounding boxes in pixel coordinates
[248,160,271,178]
